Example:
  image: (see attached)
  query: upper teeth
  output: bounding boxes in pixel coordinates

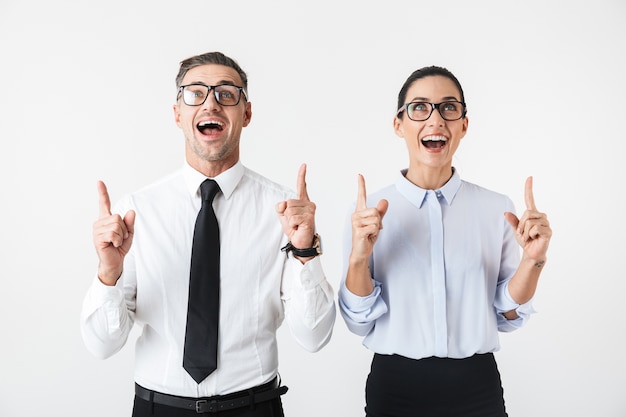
[422,135,447,142]
[199,120,223,127]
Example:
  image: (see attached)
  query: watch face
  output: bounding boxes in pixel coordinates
[314,234,322,255]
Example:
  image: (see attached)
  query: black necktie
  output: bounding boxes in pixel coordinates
[183,179,220,383]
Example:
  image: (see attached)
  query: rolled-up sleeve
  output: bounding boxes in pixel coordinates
[495,282,536,332]
[338,279,387,337]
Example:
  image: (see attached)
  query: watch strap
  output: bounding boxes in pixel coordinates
[281,233,321,258]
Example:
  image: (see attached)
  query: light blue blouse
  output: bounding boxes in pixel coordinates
[339,168,535,360]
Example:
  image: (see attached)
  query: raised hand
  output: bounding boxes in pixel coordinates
[504,176,551,264]
[275,163,317,251]
[93,181,136,285]
[350,174,389,263]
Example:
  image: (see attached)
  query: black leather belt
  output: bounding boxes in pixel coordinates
[135,378,288,413]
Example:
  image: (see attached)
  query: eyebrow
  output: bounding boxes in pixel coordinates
[410,96,461,102]
[187,80,237,86]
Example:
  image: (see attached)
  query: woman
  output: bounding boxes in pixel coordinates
[338,66,551,417]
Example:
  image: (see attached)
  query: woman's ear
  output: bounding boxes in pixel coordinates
[393,116,404,138]
[461,116,469,138]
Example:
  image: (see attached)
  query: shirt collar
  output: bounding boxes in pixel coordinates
[395,167,462,208]
[183,161,244,200]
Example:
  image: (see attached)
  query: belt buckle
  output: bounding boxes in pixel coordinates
[195,400,206,413]
[195,399,218,413]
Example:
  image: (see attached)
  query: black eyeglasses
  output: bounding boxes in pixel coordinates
[397,101,467,121]
[177,84,248,106]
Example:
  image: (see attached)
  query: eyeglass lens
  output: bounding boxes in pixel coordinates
[181,84,242,106]
[407,101,464,121]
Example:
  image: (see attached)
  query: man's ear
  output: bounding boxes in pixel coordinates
[243,102,252,127]
[173,104,182,128]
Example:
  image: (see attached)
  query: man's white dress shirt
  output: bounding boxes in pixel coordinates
[81,161,336,397]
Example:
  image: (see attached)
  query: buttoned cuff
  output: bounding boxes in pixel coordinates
[90,274,125,300]
[290,256,325,289]
[83,274,125,334]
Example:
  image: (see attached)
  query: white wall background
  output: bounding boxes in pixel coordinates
[1,1,624,416]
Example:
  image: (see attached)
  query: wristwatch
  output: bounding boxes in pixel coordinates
[281,233,322,258]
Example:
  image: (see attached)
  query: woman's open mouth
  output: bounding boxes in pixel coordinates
[421,135,447,150]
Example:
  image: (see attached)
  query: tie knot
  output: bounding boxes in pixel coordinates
[200,179,220,203]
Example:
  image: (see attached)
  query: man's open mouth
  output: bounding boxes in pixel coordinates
[197,120,224,134]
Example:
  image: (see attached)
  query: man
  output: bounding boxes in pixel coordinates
[81,51,336,417]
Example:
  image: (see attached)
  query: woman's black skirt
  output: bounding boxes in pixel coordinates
[365,353,508,417]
